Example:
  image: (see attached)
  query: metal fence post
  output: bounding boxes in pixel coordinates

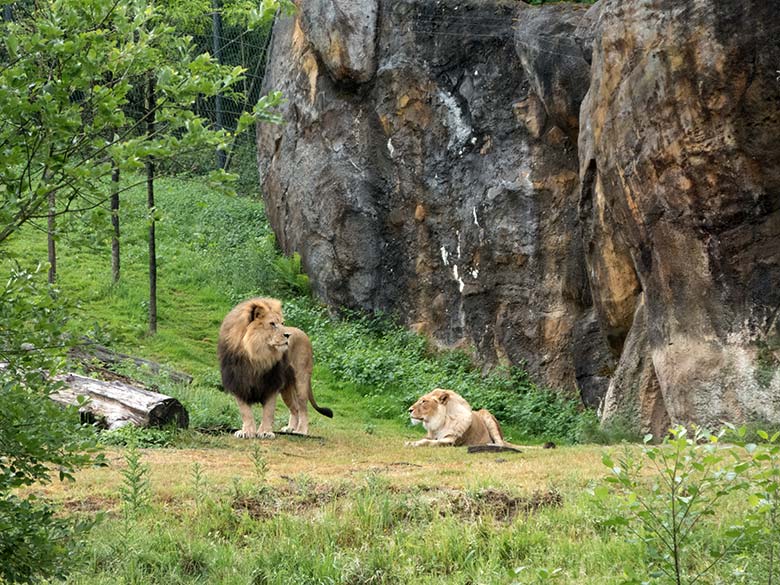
[212,0,226,170]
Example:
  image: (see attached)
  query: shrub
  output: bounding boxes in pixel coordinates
[284,300,588,443]
[0,267,104,583]
[594,426,751,585]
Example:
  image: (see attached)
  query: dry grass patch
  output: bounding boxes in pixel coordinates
[31,432,609,508]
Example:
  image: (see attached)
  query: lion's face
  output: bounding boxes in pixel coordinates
[242,299,290,365]
[408,389,450,429]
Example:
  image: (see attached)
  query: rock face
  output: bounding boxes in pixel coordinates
[258,0,780,429]
[580,0,780,428]
[258,0,612,405]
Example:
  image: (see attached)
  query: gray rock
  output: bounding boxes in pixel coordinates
[258,0,611,403]
[298,0,378,84]
[258,0,780,429]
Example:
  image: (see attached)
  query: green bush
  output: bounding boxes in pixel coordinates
[99,425,178,448]
[594,426,752,585]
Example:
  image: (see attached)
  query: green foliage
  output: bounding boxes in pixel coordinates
[594,426,752,584]
[0,267,104,583]
[61,476,646,585]
[119,442,152,519]
[576,411,644,445]
[100,424,178,448]
[284,300,586,443]
[754,341,780,389]
[160,0,293,32]
[728,424,780,584]
[0,0,285,244]
[249,443,268,486]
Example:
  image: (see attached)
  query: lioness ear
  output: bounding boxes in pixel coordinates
[438,393,449,404]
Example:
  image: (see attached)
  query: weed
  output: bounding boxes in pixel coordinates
[119,441,151,520]
[190,462,206,509]
[250,443,268,486]
[755,342,780,389]
[100,424,177,448]
[577,410,644,445]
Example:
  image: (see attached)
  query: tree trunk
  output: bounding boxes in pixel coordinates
[111,165,120,283]
[47,190,56,284]
[146,74,157,334]
[51,373,189,430]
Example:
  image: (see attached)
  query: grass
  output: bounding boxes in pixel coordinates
[1,177,767,584]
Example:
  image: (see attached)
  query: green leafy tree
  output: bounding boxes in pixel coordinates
[0,0,283,246]
[0,0,285,580]
[594,426,751,585]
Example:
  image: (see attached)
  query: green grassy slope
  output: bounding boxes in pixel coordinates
[1,176,590,444]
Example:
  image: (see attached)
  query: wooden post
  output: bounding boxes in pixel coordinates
[146,74,157,334]
[111,165,120,283]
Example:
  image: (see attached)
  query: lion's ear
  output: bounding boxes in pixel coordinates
[250,303,266,323]
[438,392,449,404]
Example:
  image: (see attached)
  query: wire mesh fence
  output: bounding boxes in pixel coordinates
[173,12,276,194]
[2,1,276,194]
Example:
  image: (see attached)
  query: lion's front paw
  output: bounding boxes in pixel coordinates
[404,440,420,447]
[257,431,276,440]
[280,425,293,433]
[234,429,256,439]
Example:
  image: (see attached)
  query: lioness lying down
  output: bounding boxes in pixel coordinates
[405,388,518,448]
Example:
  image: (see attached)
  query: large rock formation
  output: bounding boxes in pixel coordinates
[581,0,780,428]
[257,0,780,430]
[257,0,612,405]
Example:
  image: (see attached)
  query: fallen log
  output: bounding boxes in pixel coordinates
[69,343,193,385]
[52,373,189,430]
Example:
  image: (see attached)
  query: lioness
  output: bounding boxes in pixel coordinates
[405,388,517,448]
[217,297,333,439]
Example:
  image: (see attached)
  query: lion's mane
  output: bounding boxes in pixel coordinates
[217,297,291,406]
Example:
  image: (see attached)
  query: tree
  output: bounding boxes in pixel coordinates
[0,0,283,246]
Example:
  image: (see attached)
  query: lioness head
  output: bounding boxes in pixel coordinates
[241,298,290,366]
[408,388,452,428]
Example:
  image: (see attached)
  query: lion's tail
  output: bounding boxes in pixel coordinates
[308,383,333,418]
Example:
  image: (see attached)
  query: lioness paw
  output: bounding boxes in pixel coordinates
[234,429,256,439]
[257,431,276,440]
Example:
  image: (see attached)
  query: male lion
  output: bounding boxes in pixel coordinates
[217,297,333,438]
[405,388,518,448]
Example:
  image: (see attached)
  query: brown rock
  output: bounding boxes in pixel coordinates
[258,0,612,405]
[580,0,780,426]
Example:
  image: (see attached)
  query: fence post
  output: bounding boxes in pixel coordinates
[212,0,226,170]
